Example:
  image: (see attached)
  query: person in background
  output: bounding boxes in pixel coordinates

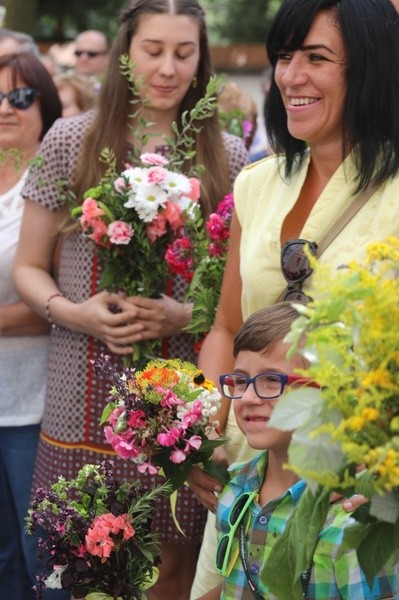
[73,29,110,79]
[53,72,97,117]
[217,80,258,151]
[196,303,398,600]
[188,0,399,596]
[0,52,65,599]
[249,66,273,162]
[0,28,39,57]
[13,1,249,599]
[40,52,60,77]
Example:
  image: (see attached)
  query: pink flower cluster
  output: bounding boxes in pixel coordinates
[207,192,234,257]
[85,513,135,563]
[100,359,222,482]
[104,391,206,475]
[79,197,134,246]
[164,237,194,282]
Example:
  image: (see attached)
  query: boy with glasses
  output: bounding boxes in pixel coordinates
[196,302,397,600]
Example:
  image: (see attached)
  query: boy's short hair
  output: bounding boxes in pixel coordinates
[233,302,300,357]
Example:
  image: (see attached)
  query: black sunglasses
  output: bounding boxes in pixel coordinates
[74,49,107,58]
[280,238,318,302]
[0,87,38,110]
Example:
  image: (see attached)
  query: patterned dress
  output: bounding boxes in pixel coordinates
[22,110,249,544]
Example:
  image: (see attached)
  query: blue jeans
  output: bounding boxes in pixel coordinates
[0,425,70,600]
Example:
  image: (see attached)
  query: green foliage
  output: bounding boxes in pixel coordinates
[201,0,280,44]
[263,486,331,599]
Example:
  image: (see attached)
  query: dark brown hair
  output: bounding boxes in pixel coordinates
[73,0,230,218]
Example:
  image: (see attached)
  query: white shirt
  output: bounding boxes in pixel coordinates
[0,171,49,425]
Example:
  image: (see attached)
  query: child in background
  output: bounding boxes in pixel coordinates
[53,72,97,118]
[196,302,397,600]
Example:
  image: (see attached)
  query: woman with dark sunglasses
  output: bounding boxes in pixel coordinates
[189,0,399,597]
[0,52,64,599]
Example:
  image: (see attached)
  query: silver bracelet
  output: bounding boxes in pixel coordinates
[45,292,65,325]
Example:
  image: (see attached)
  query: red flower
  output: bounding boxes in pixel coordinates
[165,237,194,281]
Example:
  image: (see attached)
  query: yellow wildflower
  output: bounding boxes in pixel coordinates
[345,416,365,431]
[361,407,380,422]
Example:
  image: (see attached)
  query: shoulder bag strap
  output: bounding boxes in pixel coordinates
[315,185,376,257]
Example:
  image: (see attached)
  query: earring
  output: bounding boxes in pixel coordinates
[192,76,198,88]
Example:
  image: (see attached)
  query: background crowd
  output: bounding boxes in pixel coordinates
[2,0,399,599]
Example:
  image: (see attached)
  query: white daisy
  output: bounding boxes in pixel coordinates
[131,184,168,222]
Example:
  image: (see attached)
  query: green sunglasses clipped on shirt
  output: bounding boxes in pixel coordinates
[215,489,258,577]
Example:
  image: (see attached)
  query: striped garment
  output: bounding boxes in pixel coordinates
[216,452,398,600]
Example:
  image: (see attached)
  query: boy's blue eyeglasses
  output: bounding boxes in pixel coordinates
[219,372,319,400]
[215,490,258,576]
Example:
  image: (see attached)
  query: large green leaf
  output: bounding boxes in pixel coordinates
[369,490,399,524]
[263,486,330,599]
[269,387,324,431]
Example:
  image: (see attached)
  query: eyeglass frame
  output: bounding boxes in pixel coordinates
[280,238,318,302]
[215,490,258,577]
[219,372,320,401]
[0,87,38,110]
[74,49,108,58]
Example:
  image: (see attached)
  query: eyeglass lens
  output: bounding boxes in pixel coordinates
[281,239,317,302]
[216,536,228,569]
[0,87,37,110]
[74,50,104,58]
[221,373,284,399]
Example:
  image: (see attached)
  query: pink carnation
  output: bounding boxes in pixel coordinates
[140,152,169,166]
[114,176,128,193]
[81,197,105,225]
[88,219,108,245]
[188,177,201,201]
[147,166,168,184]
[107,220,133,245]
[147,214,167,242]
[164,201,184,230]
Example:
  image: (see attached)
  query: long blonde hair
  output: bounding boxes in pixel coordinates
[73,0,230,218]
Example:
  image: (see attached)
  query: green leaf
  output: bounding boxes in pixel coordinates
[263,486,330,599]
[202,458,230,486]
[99,403,115,426]
[269,387,324,431]
[356,520,397,587]
[288,414,345,493]
[369,490,399,524]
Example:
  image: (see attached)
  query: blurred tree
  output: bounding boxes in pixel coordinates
[201,0,281,44]
[3,0,282,45]
[34,0,128,41]
[1,0,36,33]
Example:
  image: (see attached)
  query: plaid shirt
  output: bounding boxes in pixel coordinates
[216,452,398,600]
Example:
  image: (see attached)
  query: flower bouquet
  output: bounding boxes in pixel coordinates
[70,150,200,366]
[262,237,399,598]
[97,356,229,496]
[66,72,221,367]
[26,460,168,600]
[165,193,234,344]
